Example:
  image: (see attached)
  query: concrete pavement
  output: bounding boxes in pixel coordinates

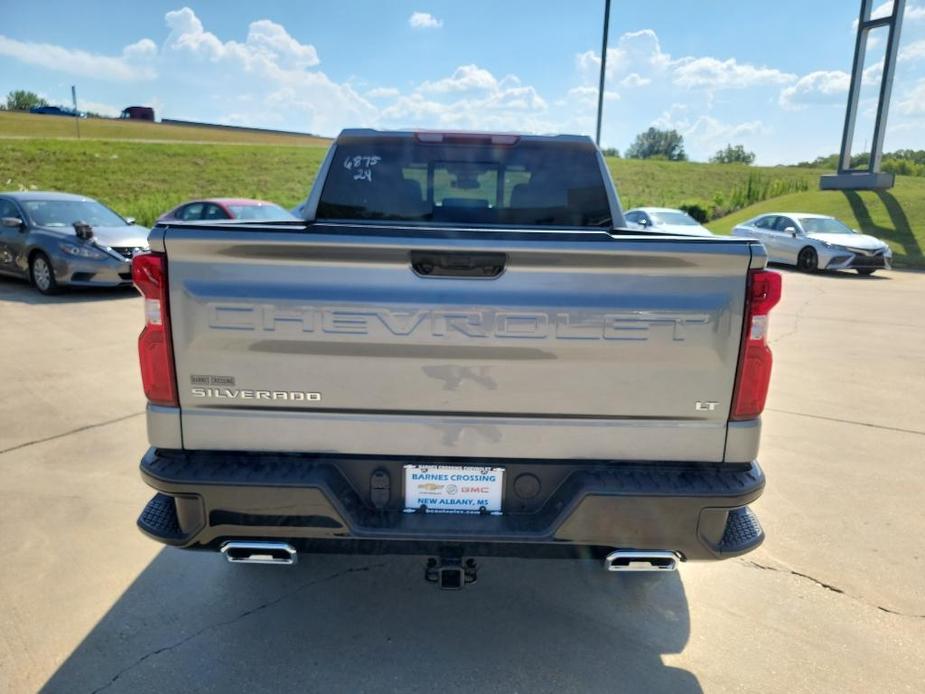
[0,267,923,693]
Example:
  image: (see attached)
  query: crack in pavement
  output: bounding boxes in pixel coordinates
[741,559,925,619]
[0,411,146,457]
[88,562,386,694]
[770,283,826,347]
[765,408,925,437]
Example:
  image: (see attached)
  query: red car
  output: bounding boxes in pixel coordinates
[157,198,296,223]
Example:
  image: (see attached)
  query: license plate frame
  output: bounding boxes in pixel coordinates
[403,465,504,514]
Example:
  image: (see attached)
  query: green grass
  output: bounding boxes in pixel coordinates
[707,176,925,268]
[2,130,920,267]
[0,110,330,146]
[604,157,827,211]
[1,138,328,225]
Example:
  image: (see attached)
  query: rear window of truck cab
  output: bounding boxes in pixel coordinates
[316,136,613,228]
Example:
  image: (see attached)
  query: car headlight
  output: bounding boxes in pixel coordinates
[59,242,106,260]
[882,244,893,257]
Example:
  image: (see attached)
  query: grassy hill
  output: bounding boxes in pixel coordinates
[707,176,925,268]
[0,110,329,147]
[0,135,830,226]
[0,139,328,224]
[1,118,918,267]
[604,158,825,211]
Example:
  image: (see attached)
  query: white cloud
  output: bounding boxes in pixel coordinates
[566,85,619,109]
[577,29,671,82]
[418,64,502,93]
[578,29,794,92]
[898,79,925,114]
[683,116,766,144]
[365,86,400,98]
[380,65,551,132]
[0,34,156,81]
[246,19,321,69]
[649,106,767,158]
[157,8,373,134]
[653,107,765,141]
[779,70,851,110]
[901,38,925,61]
[409,11,443,30]
[672,57,795,90]
[621,73,651,88]
[863,59,884,84]
[164,8,319,70]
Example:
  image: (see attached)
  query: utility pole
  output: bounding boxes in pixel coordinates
[71,85,80,140]
[595,0,611,146]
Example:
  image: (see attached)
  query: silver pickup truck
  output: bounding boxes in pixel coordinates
[133,129,780,588]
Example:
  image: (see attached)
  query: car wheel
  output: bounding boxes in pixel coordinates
[30,252,60,295]
[856,268,876,276]
[797,247,818,273]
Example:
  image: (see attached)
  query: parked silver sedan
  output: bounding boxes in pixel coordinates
[624,207,713,237]
[0,191,149,294]
[731,212,892,275]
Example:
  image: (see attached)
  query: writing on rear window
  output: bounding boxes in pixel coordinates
[343,154,381,182]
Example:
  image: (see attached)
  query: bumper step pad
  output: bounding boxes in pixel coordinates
[719,506,764,554]
[138,492,184,542]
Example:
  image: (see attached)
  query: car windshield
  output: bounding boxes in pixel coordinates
[227,204,296,221]
[23,199,126,227]
[650,211,700,226]
[799,217,856,234]
[317,138,612,228]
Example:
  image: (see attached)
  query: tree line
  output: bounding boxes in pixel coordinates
[603,127,757,165]
[796,150,925,177]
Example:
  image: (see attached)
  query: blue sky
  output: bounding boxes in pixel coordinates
[1,1,923,164]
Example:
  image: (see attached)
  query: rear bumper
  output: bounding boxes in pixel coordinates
[138,448,765,561]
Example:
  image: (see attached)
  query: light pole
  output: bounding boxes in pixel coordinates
[595,0,611,146]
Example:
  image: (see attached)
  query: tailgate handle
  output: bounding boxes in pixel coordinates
[411,251,506,278]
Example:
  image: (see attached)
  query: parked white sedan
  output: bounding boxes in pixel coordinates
[624,207,713,237]
[731,213,892,275]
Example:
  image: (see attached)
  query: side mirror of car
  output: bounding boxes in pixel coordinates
[1,216,24,229]
[73,221,94,240]
[784,226,798,237]
[124,217,136,225]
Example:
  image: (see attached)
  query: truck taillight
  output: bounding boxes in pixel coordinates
[132,252,178,407]
[731,269,782,421]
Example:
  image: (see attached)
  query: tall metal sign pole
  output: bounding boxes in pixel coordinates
[595,0,611,146]
[71,85,81,140]
[820,0,905,190]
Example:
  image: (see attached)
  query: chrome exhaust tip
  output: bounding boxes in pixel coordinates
[221,541,297,566]
[604,550,679,572]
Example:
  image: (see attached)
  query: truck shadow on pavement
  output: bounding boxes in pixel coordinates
[0,276,137,304]
[42,549,701,693]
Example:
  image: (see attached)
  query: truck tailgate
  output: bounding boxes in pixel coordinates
[162,223,757,461]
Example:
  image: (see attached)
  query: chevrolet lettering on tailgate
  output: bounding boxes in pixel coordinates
[207,304,711,342]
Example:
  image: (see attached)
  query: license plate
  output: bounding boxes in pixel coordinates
[404,465,504,513]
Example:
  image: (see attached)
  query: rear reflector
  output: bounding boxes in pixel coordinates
[731,269,782,421]
[132,252,178,407]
